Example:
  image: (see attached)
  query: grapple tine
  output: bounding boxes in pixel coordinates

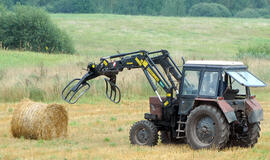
[69,83,90,104]
[105,79,109,96]
[64,89,73,100]
[62,78,91,104]
[114,85,121,103]
[69,83,85,100]
[104,78,121,104]
[113,91,116,101]
[110,85,113,99]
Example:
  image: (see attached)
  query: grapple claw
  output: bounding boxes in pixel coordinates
[62,78,90,104]
[104,78,121,103]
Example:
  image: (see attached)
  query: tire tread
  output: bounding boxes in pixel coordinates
[129,120,158,146]
[186,105,230,149]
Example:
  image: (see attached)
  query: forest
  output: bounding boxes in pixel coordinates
[1,0,270,18]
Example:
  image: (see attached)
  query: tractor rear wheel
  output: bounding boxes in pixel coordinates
[230,122,260,148]
[129,120,158,146]
[186,105,230,149]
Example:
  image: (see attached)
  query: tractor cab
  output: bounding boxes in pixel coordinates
[179,61,266,115]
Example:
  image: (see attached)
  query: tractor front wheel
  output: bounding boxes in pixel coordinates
[129,120,158,146]
[186,105,230,149]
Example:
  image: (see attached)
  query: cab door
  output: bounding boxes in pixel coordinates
[198,70,220,98]
[178,69,201,115]
[178,69,220,115]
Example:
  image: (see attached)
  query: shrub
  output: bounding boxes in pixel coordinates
[237,44,270,59]
[0,4,6,14]
[29,87,45,101]
[256,8,270,18]
[235,8,261,18]
[189,3,231,17]
[0,5,74,54]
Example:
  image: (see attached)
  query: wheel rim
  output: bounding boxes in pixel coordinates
[134,127,149,145]
[195,116,216,144]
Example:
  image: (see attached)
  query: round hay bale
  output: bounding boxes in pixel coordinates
[11,99,68,140]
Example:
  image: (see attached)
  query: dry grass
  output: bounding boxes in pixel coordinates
[0,100,269,159]
[0,50,269,103]
[11,99,68,140]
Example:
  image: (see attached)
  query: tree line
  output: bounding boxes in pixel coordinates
[1,0,270,17]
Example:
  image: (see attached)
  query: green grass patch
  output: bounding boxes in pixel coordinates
[237,43,270,59]
[69,121,79,127]
[110,117,117,121]
[104,137,110,142]
[51,14,270,59]
[0,50,81,69]
[118,127,123,132]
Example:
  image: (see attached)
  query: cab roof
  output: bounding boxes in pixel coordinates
[184,60,247,69]
[185,60,244,65]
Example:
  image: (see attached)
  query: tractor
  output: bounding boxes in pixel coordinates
[62,50,266,149]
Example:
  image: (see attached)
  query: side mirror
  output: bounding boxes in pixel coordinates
[182,57,185,65]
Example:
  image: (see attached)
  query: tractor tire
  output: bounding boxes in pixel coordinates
[186,105,230,149]
[160,131,186,144]
[230,122,261,148]
[160,131,172,144]
[129,120,158,146]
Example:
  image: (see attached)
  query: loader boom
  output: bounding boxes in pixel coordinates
[62,50,182,105]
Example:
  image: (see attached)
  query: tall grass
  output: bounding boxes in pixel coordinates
[0,64,157,103]
[0,50,269,103]
[237,43,270,59]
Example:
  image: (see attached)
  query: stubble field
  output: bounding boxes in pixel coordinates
[0,99,270,160]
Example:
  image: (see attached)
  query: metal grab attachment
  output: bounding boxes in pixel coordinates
[61,50,182,105]
[104,78,121,104]
[62,78,90,104]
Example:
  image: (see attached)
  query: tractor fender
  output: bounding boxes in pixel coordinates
[194,98,237,123]
[245,98,263,123]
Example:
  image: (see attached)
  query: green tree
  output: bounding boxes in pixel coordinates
[249,0,267,8]
[235,8,261,18]
[0,5,74,53]
[189,3,231,17]
[161,0,186,16]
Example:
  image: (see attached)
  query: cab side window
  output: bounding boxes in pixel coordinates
[199,72,219,96]
[182,70,200,95]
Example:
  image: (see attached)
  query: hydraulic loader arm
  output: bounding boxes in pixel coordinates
[62,50,182,106]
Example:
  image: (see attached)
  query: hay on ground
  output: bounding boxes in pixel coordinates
[11,99,68,140]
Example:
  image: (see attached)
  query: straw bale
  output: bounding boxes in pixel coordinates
[11,99,68,140]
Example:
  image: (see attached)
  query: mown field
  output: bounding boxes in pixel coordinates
[0,14,270,159]
[0,100,270,160]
